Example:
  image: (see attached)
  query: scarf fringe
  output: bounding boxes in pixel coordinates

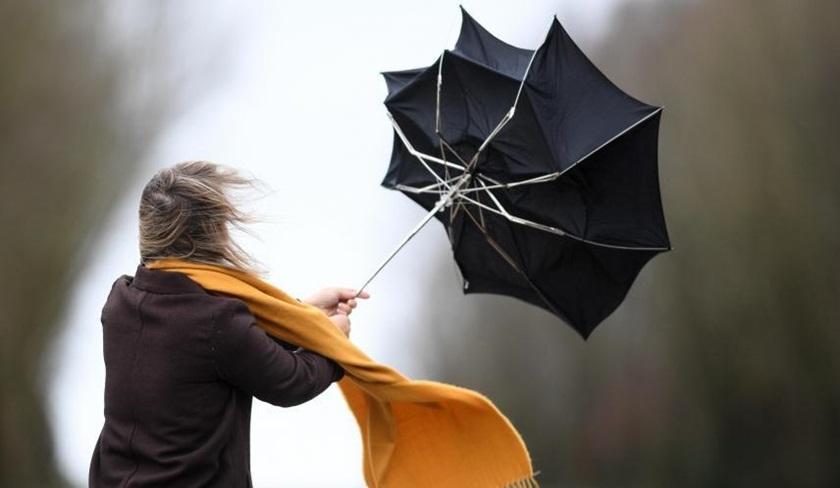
[505,472,541,487]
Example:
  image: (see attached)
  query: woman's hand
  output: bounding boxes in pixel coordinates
[303,288,369,317]
[304,288,369,337]
[329,313,352,337]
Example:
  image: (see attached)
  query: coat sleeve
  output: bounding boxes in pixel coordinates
[210,299,344,407]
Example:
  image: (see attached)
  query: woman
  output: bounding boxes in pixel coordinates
[88,161,366,487]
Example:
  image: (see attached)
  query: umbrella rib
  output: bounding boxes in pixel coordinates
[463,206,523,273]
[513,49,539,113]
[456,180,671,252]
[451,172,560,194]
[478,173,559,188]
[455,108,665,193]
[477,48,538,153]
[453,108,664,193]
[394,176,460,195]
[440,138,469,167]
[460,204,565,319]
[476,180,487,229]
[446,168,473,225]
[436,50,457,238]
[439,138,456,237]
[453,191,506,218]
[558,107,664,178]
[435,52,444,135]
[387,111,465,176]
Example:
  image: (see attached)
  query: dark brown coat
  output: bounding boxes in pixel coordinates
[88,264,343,487]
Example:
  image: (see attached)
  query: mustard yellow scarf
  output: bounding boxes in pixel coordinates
[147,259,537,487]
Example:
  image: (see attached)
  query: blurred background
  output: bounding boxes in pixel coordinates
[1,0,838,486]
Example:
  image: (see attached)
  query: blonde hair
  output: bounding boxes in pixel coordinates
[139,161,262,275]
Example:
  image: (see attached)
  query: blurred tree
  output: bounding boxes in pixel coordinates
[0,1,202,485]
[416,0,840,486]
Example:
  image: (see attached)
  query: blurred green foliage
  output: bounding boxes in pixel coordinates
[420,0,840,486]
[0,1,186,485]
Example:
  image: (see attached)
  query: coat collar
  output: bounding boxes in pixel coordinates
[131,262,208,295]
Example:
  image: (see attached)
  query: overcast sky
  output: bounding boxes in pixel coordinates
[49,1,630,486]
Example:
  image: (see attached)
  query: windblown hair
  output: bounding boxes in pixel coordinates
[139,161,262,275]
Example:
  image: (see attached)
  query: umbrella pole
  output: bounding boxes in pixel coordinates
[354,201,443,297]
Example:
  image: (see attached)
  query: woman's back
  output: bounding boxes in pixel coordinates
[89,264,343,487]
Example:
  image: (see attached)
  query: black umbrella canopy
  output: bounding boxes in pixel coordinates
[380,8,670,338]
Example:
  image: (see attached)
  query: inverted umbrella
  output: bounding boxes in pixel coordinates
[360,8,670,338]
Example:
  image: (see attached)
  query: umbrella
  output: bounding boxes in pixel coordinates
[361,8,670,338]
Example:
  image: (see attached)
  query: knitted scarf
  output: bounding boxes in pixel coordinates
[146,259,537,487]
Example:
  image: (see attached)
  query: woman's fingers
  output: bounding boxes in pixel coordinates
[336,288,370,300]
[336,288,357,300]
